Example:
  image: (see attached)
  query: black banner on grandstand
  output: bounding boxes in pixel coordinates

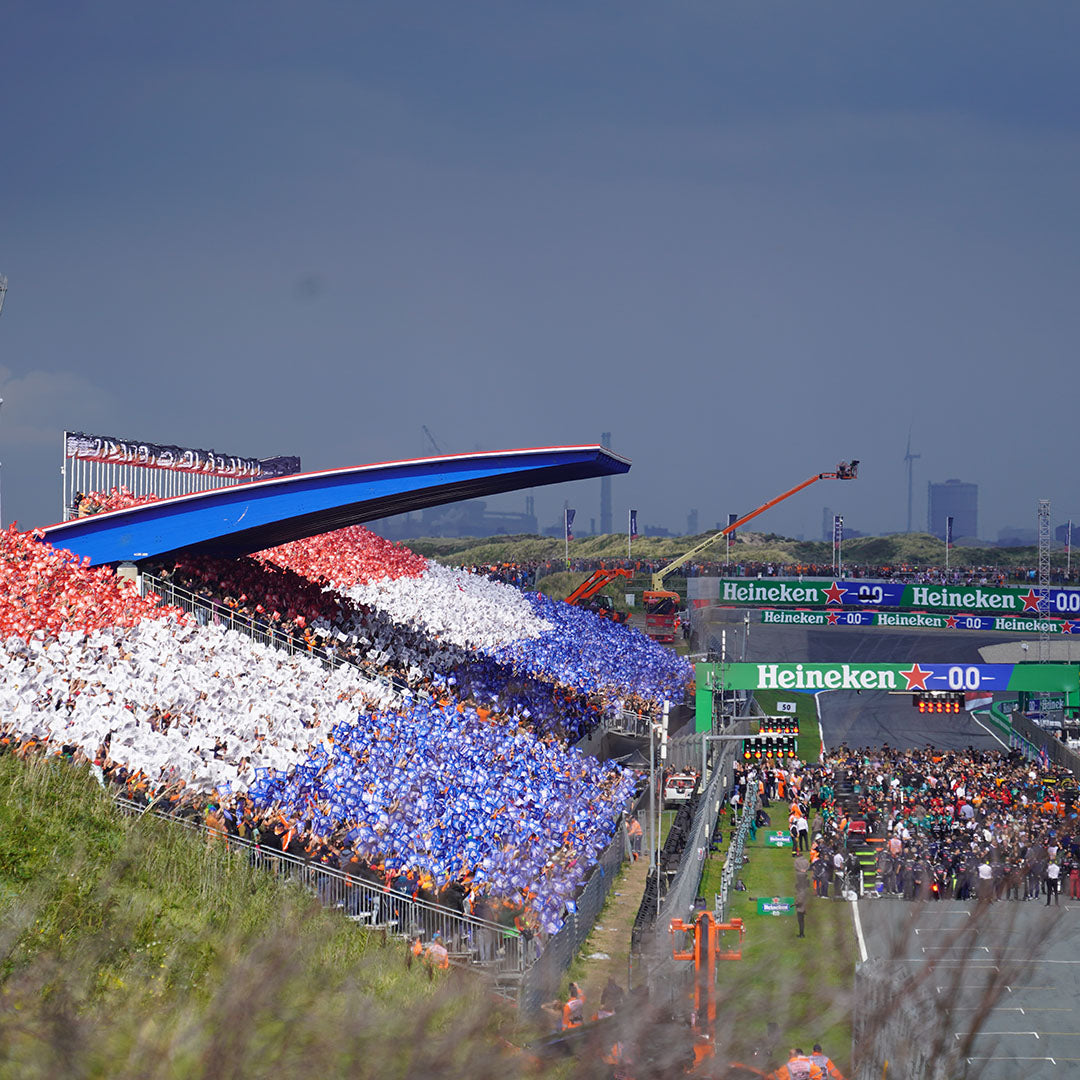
[64,432,300,480]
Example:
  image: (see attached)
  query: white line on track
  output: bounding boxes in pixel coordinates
[971,710,1008,749]
[851,898,868,962]
[957,1030,1040,1038]
[966,1057,1058,1065]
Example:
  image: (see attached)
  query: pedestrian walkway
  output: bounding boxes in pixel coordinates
[574,844,652,1007]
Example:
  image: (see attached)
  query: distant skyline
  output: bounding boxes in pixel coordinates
[1,2,1077,539]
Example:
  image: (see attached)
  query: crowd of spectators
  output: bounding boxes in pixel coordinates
[0,520,670,939]
[733,746,1080,903]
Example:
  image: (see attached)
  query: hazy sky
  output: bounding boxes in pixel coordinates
[2,2,1077,540]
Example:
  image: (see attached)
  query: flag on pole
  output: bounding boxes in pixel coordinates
[727,512,738,539]
[946,515,954,550]
[629,509,638,539]
[565,508,575,542]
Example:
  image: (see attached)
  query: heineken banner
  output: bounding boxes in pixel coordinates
[757,897,795,916]
[710,661,1080,694]
[760,609,1080,634]
[717,579,1080,616]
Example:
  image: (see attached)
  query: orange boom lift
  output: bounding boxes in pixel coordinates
[564,567,633,624]
[644,461,859,642]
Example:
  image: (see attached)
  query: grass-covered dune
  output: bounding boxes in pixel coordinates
[0,752,512,1080]
[409,531,1063,573]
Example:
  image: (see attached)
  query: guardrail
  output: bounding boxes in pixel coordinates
[1009,710,1080,773]
[715,784,759,922]
[113,795,527,979]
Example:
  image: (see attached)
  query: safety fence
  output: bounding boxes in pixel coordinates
[517,819,629,1014]
[140,573,414,703]
[1010,709,1080,773]
[714,784,760,922]
[113,796,527,979]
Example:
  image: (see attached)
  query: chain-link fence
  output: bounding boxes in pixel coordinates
[517,820,629,1013]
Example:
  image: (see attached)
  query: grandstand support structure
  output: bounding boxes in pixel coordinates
[41,444,631,567]
[1038,498,1051,662]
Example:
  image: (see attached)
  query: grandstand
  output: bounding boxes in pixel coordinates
[0,485,692,991]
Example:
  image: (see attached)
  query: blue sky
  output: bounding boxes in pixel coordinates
[1,2,1077,539]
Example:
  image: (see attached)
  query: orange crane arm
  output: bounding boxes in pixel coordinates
[565,567,633,605]
[650,461,858,591]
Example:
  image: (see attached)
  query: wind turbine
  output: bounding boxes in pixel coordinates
[904,428,921,533]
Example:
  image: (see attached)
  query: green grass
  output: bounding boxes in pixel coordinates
[404,531,1073,575]
[691,695,855,1074]
[0,752,510,1080]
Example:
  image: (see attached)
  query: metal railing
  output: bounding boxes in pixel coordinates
[114,795,526,977]
[1009,710,1080,774]
[139,573,415,702]
[715,784,759,922]
[517,818,629,1014]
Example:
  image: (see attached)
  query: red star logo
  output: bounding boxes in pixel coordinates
[827,612,839,625]
[1061,620,1075,634]
[823,581,847,605]
[945,616,958,629]
[1020,589,1043,612]
[900,663,932,691]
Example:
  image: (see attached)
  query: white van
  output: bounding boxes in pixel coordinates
[663,772,697,807]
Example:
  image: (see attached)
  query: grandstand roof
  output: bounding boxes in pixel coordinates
[40,444,631,567]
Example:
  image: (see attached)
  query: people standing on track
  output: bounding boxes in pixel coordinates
[1046,858,1061,906]
[627,815,643,861]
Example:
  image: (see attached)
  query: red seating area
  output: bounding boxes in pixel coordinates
[0,523,183,639]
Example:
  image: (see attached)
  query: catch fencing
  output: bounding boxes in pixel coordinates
[517,819,629,1013]
[1009,710,1080,773]
[714,783,759,922]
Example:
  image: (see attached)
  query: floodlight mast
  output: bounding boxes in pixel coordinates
[649,460,859,592]
[0,274,7,318]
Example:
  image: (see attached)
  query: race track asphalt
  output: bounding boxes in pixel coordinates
[857,898,1080,1080]
[698,611,1025,751]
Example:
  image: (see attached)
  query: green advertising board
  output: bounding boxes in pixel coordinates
[711,661,1080,693]
[757,896,795,916]
[759,608,1079,633]
[715,578,1080,617]
[766,831,792,847]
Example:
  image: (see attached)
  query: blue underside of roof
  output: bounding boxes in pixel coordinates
[40,445,631,567]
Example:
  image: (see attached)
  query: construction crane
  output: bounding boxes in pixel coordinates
[421,425,443,455]
[643,461,859,640]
